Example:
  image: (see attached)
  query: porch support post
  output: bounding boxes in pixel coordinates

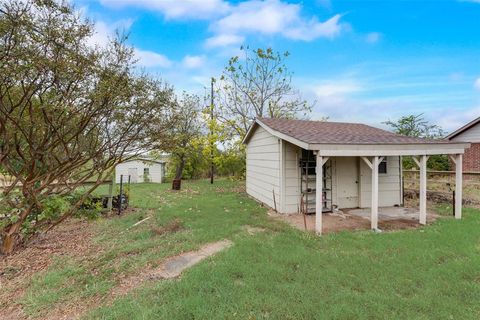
[419,155,427,225]
[455,154,463,219]
[315,154,323,235]
[371,156,379,231]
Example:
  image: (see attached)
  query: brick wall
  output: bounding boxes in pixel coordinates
[463,143,480,172]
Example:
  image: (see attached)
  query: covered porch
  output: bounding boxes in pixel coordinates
[314,145,466,235]
[272,206,440,234]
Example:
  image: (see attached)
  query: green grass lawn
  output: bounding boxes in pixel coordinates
[20,180,480,319]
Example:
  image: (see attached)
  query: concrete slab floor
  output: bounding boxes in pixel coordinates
[270,207,439,234]
[346,206,437,221]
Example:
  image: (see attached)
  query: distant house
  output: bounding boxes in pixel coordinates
[243,118,469,234]
[446,117,480,172]
[115,158,166,183]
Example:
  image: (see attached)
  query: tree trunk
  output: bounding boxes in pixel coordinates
[174,161,185,180]
[1,205,33,255]
[173,157,186,187]
[1,222,22,255]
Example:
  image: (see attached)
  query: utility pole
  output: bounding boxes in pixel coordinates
[210,77,215,184]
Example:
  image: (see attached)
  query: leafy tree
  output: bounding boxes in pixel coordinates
[167,92,203,183]
[383,114,444,139]
[384,114,449,170]
[217,46,311,138]
[215,145,246,178]
[0,0,176,253]
[167,145,209,180]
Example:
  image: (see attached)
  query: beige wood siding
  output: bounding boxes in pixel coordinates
[451,123,480,143]
[246,126,280,209]
[359,156,402,207]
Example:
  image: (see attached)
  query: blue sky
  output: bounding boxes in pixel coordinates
[74,0,480,132]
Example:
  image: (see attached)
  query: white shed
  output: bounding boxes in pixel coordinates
[115,159,166,183]
[243,118,470,234]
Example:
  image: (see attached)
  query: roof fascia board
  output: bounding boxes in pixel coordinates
[445,117,480,140]
[242,121,258,144]
[128,158,165,165]
[313,143,470,157]
[254,119,309,149]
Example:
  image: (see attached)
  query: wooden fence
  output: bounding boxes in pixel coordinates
[403,170,480,186]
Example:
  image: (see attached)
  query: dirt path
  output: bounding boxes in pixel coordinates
[46,239,235,320]
[111,239,233,297]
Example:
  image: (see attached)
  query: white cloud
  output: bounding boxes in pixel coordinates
[98,0,345,48]
[284,14,343,41]
[134,49,172,68]
[182,55,206,69]
[308,90,480,133]
[87,18,133,47]
[83,12,172,69]
[99,0,230,20]
[474,78,480,90]
[299,74,477,132]
[214,0,298,35]
[307,91,473,132]
[434,106,480,133]
[365,32,381,44]
[205,34,245,48]
[313,82,362,97]
[207,0,344,47]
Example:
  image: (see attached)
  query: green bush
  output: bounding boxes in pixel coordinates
[403,155,450,171]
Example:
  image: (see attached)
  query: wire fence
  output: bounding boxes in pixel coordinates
[403,170,480,206]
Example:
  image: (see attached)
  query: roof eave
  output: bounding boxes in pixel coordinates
[445,117,480,140]
[243,118,310,149]
[242,121,258,144]
[310,142,470,157]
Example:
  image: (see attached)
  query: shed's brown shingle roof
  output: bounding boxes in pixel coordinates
[257,118,450,145]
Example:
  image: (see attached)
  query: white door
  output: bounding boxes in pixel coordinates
[336,157,359,208]
[128,168,138,183]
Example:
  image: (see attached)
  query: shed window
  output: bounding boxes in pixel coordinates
[378,159,387,174]
[144,167,150,175]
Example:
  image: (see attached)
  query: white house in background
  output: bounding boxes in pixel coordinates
[115,158,166,183]
[243,118,470,234]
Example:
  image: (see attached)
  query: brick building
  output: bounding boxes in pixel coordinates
[446,117,480,172]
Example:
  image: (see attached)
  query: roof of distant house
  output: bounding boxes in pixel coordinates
[120,157,166,165]
[445,116,480,140]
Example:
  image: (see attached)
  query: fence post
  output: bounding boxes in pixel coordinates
[118,174,123,215]
[107,179,113,211]
[452,190,456,217]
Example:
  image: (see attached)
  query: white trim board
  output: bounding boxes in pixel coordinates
[315,144,469,156]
